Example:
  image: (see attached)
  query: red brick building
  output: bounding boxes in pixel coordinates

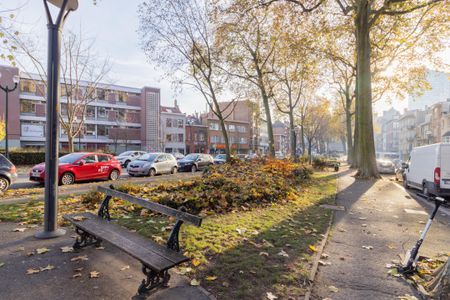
[185,115,208,154]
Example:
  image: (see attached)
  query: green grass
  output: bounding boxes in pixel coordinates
[0,171,337,300]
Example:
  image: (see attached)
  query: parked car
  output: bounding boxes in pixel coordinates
[127,153,178,177]
[376,159,395,174]
[178,153,213,172]
[0,154,17,192]
[173,152,185,160]
[115,151,146,168]
[403,143,450,197]
[214,154,228,164]
[29,152,121,185]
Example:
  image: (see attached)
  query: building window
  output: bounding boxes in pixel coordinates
[237,125,246,133]
[178,134,184,142]
[97,125,107,137]
[240,137,247,144]
[229,124,236,132]
[96,89,106,100]
[118,91,128,102]
[20,100,36,114]
[177,119,184,128]
[85,124,96,136]
[166,134,172,142]
[86,106,95,119]
[98,107,107,118]
[20,80,36,94]
[209,122,219,130]
[166,118,173,127]
[199,133,205,142]
[211,136,218,143]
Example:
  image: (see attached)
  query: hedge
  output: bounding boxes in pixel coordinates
[6,152,70,166]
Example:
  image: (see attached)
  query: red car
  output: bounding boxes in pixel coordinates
[29,152,122,185]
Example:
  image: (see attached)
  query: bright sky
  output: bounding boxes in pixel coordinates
[1,0,206,115]
[2,1,448,117]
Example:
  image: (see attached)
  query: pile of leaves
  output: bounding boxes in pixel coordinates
[404,255,449,297]
[82,158,312,215]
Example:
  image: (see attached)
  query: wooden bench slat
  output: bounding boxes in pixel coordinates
[97,186,202,227]
[64,212,189,272]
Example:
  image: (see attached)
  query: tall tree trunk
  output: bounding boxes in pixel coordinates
[289,111,297,160]
[262,93,275,157]
[68,134,74,153]
[219,117,231,161]
[345,106,353,165]
[354,0,378,178]
[308,139,313,164]
[300,122,305,155]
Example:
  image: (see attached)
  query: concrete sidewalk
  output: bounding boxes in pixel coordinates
[0,223,211,300]
[312,171,450,299]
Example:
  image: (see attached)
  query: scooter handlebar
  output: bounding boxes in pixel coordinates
[435,196,446,203]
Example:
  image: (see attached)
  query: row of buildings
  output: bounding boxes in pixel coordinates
[0,65,291,156]
[375,71,450,160]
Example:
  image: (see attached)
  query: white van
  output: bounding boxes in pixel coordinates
[404,143,450,197]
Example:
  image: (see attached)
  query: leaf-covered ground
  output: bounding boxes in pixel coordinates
[0,159,336,299]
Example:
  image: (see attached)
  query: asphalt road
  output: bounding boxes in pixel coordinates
[10,171,135,190]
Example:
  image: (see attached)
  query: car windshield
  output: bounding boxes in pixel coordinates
[184,154,199,161]
[215,154,226,160]
[138,153,158,162]
[118,151,134,157]
[59,153,86,164]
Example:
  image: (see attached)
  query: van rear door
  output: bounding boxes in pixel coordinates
[441,144,450,189]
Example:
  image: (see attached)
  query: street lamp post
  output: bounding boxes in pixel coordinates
[0,74,19,159]
[35,0,78,239]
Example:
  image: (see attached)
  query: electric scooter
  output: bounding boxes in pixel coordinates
[398,196,446,275]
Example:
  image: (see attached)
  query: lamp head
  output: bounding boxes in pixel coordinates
[13,75,19,84]
[47,0,79,11]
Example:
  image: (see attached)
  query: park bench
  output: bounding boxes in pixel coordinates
[63,185,202,295]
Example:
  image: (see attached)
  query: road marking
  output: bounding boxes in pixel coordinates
[391,181,450,218]
[404,209,428,215]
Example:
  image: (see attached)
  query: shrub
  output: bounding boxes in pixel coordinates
[7,151,69,165]
[117,159,312,215]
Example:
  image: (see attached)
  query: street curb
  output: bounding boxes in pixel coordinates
[304,171,340,300]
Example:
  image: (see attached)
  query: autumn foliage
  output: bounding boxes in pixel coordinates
[89,159,313,215]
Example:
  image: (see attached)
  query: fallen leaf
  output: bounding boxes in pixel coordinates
[397,294,419,300]
[0,262,4,268]
[277,250,289,257]
[266,292,278,300]
[73,216,87,221]
[259,252,269,257]
[152,235,164,243]
[40,264,55,272]
[338,228,346,232]
[222,281,230,287]
[36,248,50,254]
[72,273,82,278]
[74,267,84,272]
[26,268,40,275]
[309,245,317,252]
[89,271,100,278]
[318,260,331,266]
[321,253,329,259]
[358,217,367,220]
[95,246,105,250]
[206,276,217,281]
[13,228,26,232]
[178,267,192,275]
[120,265,130,271]
[361,224,368,227]
[387,244,397,250]
[328,285,339,293]
[190,279,200,286]
[71,255,89,262]
[362,245,373,250]
[192,258,201,267]
[15,246,25,252]
[61,246,74,253]
[236,228,247,235]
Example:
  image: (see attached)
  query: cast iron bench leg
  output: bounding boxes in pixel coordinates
[138,265,170,295]
[73,227,102,250]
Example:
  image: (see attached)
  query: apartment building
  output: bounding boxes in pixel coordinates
[374,108,401,153]
[185,115,208,154]
[398,110,425,160]
[160,100,186,154]
[0,65,161,153]
[201,100,254,154]
[273,121,289,156]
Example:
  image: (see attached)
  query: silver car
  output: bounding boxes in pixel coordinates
[127,153,178,176]
[115,151,147,168]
